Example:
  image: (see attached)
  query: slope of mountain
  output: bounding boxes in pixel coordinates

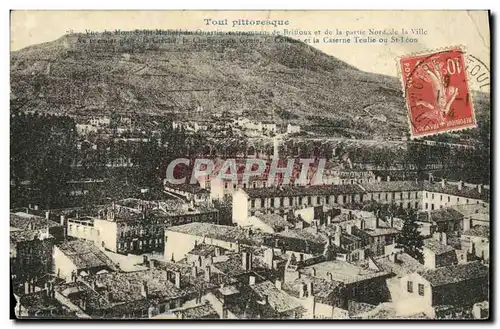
[10,31,490,139]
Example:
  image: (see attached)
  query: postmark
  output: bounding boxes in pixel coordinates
[398,46,477,138]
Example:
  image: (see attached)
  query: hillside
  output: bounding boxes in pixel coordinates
[10,31,490,139]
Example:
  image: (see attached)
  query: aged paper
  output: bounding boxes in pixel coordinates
[10,10,490,320]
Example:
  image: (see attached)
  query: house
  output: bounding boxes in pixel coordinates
[296,259,392,306]
[399,262,489,317]
[164,181,211,204]
[240,213,295,233]
[53,240,118,282]
[248,280,305,319]
[15,286,77,319]
[461,225,489,261]
[422,237,458,269]
[359,180,422,210]
[417,208,464,235]
[232,185,365,226]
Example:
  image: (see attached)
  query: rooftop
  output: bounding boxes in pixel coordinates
[10,212,61,230]
[242,184,365,199]
[462,225,489,239]
[164,182,208,195]
[418,261,489,287]
[423,238,456,255]
[373,253,425,277]
[301,260,390,284]
[423,182,489,202]
[92,269,187,303]
[251,213,294,231]
[57,240,117,270]
[167,222,265,246]
[171,303,219,319]
[417,208,464,223]
[360,181,422,192]
[250,281,303,313]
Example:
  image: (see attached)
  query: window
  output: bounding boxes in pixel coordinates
[263,182,267,188]
[448,196,450,202]
[243,183,247,188]
[385,193,388,201]
[466,199,469,204]
[418,284,425,296]
[307,196,312,205]
[224,182,228,189]
[440,195,443,201]
[431,193,434,199]
[299,198,303,205]
[415,201,418,208]
[426,192,428,198]
[251,200,255,208]
[408,192,411,199]
[317,196,321,204]
[270,199,275,207]
[407,281,413,293]
[425,203,428,210]
[457,197,460,202]
[407,202,411,208]
[400,192,403,199]
[431,204,435,210]
[261,198,265,207]
[250,211,255,216]
[289,197,293,206]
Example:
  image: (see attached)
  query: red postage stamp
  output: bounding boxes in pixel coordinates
[399,47,477,138]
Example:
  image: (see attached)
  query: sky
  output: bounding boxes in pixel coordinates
[10,10,490,79]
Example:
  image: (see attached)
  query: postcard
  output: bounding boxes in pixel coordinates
[10,10,490,320]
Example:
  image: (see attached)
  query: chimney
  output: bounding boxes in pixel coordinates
[306,281,314,297]
[428,173,434,183]
[463,216,472,231]
[215,247,221,257]
[386,176,391,182]
[458,180,463,190]
[45,211,50,220]
[264,248,274,269]
[299,283,306,298]
[275,279,282,290]
[346,224,352,235]
[235,239,240,253]
[242,252,253,271]
[204,266,211,282]
[24,281,30,295]
[174,271,181,289]
[441,179,446,188]
[284,225,289,232]
[441,232,447,245]
[149,259,155,270]
[478,184,482,193]
[311,268,317,277]
[334,226,341,246]
[389,215,394,228]
[191,266,198,278]
[140,281,148,298]
[249,275,256,286]
[389,252,398,263]
[262,294,269,305]
[359,219,366,230]
[327,272,333,281]
[377,176,382,182]
[327,215,332,225]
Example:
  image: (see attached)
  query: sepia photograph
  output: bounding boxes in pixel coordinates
[9,10,491,320]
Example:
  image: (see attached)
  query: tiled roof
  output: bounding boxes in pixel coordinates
[423,238,456,255]
[417,208,464,223]
[167,222,265,246]
[301,260,391,284]
[10,212,61,230]
[164,182,208,195]
[418,261,489,286]
[373,253,425,277]
[252,214,294,231]
[360,181,422,192]
[462,225,489,239]
[93,269,188,303]
[187,244,217,257]
[243,184,365,198]
[172,303,219,319]
[57,240,117,270]
[282,276,343,301]
[250,281,303,313]
[422,182,489,202]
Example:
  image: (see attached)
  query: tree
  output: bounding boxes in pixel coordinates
[396,209,424,263]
